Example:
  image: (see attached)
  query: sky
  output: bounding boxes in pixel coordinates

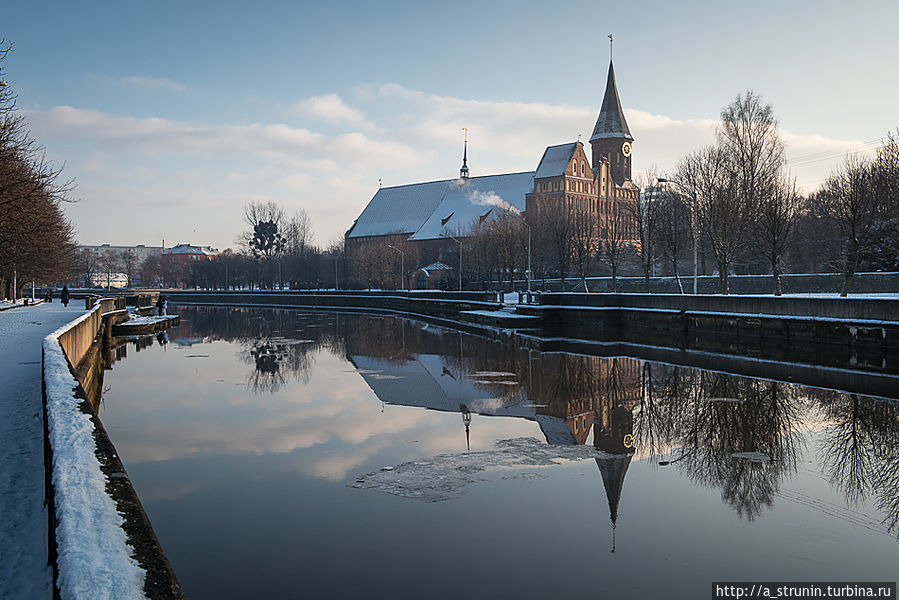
[4,0,898,252]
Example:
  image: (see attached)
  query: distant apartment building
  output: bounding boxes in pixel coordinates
[78,243,163,264]
[77,243,218,288]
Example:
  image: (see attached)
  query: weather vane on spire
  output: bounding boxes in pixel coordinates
[608,33,613,61]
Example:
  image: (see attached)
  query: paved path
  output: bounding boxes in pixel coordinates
[0,301,86,600]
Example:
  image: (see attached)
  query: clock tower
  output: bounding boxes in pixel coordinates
[590,60,634,186]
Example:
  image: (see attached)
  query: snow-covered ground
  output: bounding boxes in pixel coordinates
[44,321,146,599]
[1,301,148,600]
[0,302,83,600]
[0,298,26,311]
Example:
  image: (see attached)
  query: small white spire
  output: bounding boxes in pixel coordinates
[460,127,470,179]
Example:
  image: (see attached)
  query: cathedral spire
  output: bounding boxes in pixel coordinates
[460,127,470,179]
[590,60,633,142]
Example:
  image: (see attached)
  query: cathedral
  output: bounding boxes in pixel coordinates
[345,58,640,278]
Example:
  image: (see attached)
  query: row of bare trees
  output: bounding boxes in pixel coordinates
[235,200,347,290]
[0,42,75,299]
[632,92,898,296]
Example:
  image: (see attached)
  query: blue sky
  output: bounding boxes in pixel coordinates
[4,0,898,250]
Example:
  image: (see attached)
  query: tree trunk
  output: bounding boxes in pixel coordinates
[840,245,859,297]
[673,266,684,294]
[840,269,854,297]
[718,261,729,294]
[771,258,782,296]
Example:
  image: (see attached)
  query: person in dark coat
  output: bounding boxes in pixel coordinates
[61,285,70,307]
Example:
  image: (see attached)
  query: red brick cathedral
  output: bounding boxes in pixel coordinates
[346,58,640,268]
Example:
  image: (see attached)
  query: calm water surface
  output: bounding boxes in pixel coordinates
[99,307,899,599]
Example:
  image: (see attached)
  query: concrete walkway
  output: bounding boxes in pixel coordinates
[0,301,86,600]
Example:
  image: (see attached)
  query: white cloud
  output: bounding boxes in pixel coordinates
[25,85,872,249]
[291,93,370,127]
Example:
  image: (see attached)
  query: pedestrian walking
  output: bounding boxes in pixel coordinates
[61,285,70,307]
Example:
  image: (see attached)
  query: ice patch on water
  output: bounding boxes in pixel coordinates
[471,371,517,377]
[351,437,614,502]
[732,451,771,462]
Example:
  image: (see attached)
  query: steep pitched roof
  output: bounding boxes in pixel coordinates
[534,142,578,179]
[590,61,633,142]
[407,171,535,241]
[347,179,451,239]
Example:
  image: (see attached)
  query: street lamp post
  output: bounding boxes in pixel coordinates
[658,177,699,295]
[387,244,405,291]
[441,232,463,291]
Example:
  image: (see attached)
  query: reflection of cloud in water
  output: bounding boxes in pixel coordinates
[107,347,539,484]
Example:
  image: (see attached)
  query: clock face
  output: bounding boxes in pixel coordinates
[621,141,632,157]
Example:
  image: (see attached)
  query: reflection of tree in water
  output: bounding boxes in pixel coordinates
[815,390,899,538]
[242,338,321,394]
[632,363,690,458]
[635,367,806,521]
[687,377,805,520]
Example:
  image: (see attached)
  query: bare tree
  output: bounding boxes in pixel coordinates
[819,155,881,296]
[677,91,785,294]
[487,209,526,288]
[138,254,161,288]
[653,187,692,293]
[532,199,571,286]
[240,200,287,288]
[75,248,98,288]
[632,166,662,290]
[97,250,120,290]
[598,200,629,292]
[756,178,801,295]
[568,205,597,290]
[284,209,314,258]
[119,249,138,288]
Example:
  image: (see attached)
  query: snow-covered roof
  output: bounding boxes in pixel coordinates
[534,143,577,179]
[408,172,535,241]
[347,179,451,239]
[417,262,452,273]
[163,243,218,256]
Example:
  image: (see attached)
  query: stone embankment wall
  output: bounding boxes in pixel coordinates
[42,298,184,600]
[166,290,898,376]
[521,293,899,374]
[166,289,502,321]
[528,271,899,294]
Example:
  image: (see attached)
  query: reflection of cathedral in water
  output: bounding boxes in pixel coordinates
[349,341,640,546]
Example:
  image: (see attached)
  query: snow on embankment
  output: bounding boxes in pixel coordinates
[43,317,147,600]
